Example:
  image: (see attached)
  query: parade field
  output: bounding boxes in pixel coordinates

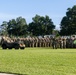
[0,48,76,75]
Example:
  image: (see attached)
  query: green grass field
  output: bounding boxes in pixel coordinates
[0,48,76,75]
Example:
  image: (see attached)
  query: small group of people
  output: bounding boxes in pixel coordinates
[52,36,76,49]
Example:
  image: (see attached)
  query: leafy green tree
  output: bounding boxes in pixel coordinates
[60,5,76,35]
[28,14,55,36]
[8,17,28,36]
[1,21,8,35]
[1,17,28,36]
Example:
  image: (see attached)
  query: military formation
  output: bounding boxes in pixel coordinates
[0,35,76,49]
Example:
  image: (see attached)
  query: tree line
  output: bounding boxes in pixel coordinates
[1,5,76,37]
[0,15,55,37]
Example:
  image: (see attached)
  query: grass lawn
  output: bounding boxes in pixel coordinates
[0,48,76,75]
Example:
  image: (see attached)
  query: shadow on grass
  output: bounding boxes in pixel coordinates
[0,71,28,75]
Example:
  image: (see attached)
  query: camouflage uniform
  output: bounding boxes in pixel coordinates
[59,38,63,49]
[52,37,57,49]
[63,38,66,48]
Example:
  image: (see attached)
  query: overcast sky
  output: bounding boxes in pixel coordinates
[0,0,76,29]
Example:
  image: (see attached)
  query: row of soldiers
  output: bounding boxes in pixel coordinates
[19,36,76,48]
[52,36,76,49]
[1,36,76,48]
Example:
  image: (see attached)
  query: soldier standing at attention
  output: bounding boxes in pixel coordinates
[59,37,63,49]
[63,38,66,48]
[52,37,57,49]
